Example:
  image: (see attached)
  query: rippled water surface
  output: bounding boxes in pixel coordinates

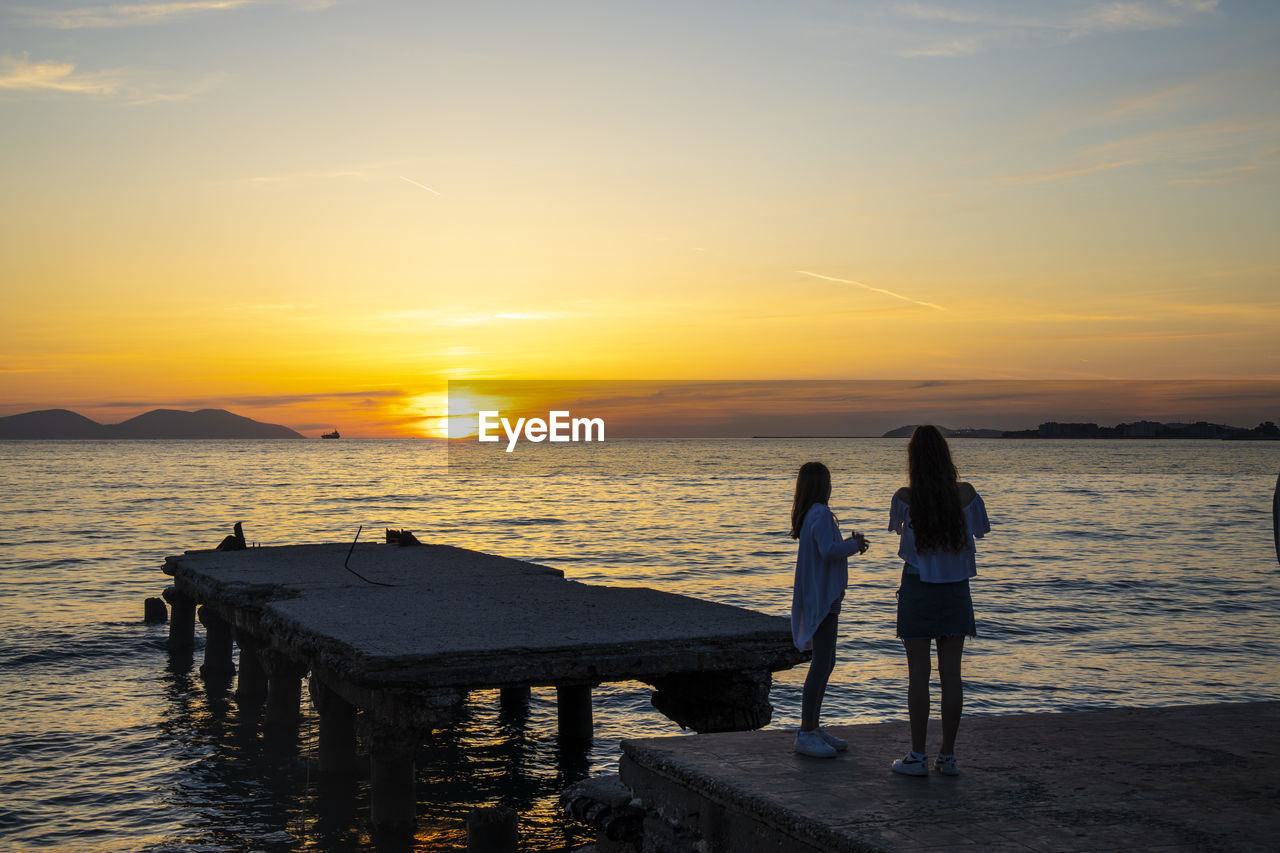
[1,438,1278,850]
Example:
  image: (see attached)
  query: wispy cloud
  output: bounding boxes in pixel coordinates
[368,308,574,328]
[0,54,118,94]
[235,160,417,185]
[399,175,442,196]
[1100,84,1197,121]
[901,35,989,57]
[93,389,404,409]
[893,1,1220,57]
[15,0,330,29]
[1074,118,1280,186]
[795,270,946,311]
[997,157,1142,184]
[442,311,568,326]
[226,302,310,313]
[240,169,366,184]
[0,53,221,102]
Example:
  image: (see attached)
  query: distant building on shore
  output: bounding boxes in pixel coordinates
[1039,422,1101,438]
[1010,420,1279,440]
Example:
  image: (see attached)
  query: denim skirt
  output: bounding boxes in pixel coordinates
[895,566,976,639]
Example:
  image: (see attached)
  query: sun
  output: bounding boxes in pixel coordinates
[404,389,519,439]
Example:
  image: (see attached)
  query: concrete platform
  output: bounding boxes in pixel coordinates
[165,543,801,692]
[614,701,1280,852]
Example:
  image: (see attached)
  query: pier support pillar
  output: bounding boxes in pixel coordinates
[259,649,309,731]
[557,685,594,741]
[233,631,269,702]
[163,586,196,650]
[198,606,235,677]
[500,685,531,714]
[648,669,773,733]
[369,722,423,835]
[310,679,358,776]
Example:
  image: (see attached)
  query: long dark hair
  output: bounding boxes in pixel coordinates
[907,425,967,553]
[790,461,832,539]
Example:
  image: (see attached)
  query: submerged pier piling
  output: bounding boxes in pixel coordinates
[555,684,595,741]
[309,679,358,775]
[259,649,308,731]
[232,630,268,701]
[162,542,804,834]
[197,606,235,677]
[162,585,195,650]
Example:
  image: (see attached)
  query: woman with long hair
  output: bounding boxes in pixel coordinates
[790,461,869,758]
[888,425,990,776]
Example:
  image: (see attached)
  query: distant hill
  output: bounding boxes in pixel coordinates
[883,420,1279,440]
[881,424,1006,438]
[0,408,304,439]
[0,409,105,439]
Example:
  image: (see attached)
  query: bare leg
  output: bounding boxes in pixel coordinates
[903,638,932,753]
[800,613,839,731]
[936,635,965,754]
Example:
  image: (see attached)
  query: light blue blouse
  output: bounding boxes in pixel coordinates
[791,503,862,651]
[889,493,990,583]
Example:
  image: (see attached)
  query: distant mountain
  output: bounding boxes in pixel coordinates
[0,409,105,439]
[0,408,304,439]
[881,424,1006,438]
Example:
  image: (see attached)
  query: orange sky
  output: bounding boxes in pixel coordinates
[2,2,1277,436]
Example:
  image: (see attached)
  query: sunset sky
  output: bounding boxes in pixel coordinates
[2,0,1277,436]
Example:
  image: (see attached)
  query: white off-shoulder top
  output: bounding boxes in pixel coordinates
[888,492,990,584]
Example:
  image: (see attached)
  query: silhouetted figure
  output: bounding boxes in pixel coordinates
[888,425,990,778]
[216,521,247,551]
[789,461,869,759]
[1273,472,1279,564]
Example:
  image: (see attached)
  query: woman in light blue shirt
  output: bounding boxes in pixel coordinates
[790,461,869,758]
[888,426,990,777]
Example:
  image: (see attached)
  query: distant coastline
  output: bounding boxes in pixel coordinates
[882,421,1280,441]
[0,408,304,440]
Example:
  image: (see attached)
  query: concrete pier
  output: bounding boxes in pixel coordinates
[162,542,804,833]
[259,648,308,730]
[233,631,268,701]
[197,605,235,677]
[163,585,195,649]
[557,684,595,741]
[577,701,1280,852]
[309,679,358,775]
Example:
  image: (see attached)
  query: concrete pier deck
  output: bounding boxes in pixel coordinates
[606,701,1280,852]
[166,543,801,696]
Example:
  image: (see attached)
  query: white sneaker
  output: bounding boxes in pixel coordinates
[891,751,929,776]
[817,728,848,752]
[794,729,837,759]
[934,754,960,776]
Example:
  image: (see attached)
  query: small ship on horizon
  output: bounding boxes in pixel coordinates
[320,429,340,439]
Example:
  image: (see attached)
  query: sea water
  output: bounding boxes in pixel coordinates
[1,438,1277,850]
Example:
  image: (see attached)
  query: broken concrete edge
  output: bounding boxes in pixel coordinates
[165,554,365,674]
[617,740,875,853]
[563,775,646,846]
[363,640,804,688]
[171,542,566,578]
[562,768,863,853]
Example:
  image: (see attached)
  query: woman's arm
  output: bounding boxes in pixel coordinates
[814,509,864,560]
